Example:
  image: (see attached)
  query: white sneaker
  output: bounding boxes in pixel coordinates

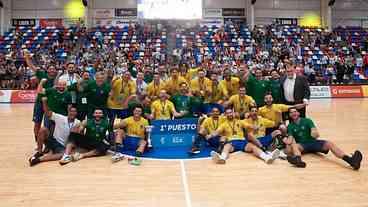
[72,152,83,161]
[59,154,72,165]
[279,150,287,160]
[265,149,280,164]
[210,151,226,164]
[111,152,125,163]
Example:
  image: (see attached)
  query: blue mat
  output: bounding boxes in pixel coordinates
[118,145,213,159]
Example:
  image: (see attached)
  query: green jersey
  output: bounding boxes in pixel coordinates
[45,88,72,115]
[269,79,282,103]
[287,118,316,144]
[246,74,270,107]
[171,94,203,118]
[85,80,111,109]
[35,70,55,102]
[85,118,110,141]
[68,81,89,113]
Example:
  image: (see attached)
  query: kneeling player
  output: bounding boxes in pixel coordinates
[112,106,149,165]
[59,109,110,165]
[207,108,280,164]
[286,108,362,170]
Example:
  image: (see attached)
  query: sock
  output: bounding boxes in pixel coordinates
[342,155,352,164]
[220,152,228,160]
[259,152,270,161]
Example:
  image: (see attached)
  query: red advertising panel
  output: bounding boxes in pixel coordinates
[10,90,37,103]
[330,85,363,98]
[39,19,63,28]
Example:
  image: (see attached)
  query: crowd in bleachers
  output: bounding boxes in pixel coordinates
[0,22,368,89]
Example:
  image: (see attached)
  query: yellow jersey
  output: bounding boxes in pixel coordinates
[209,80,228,103]
[258,104,289,126]
[201,116,226,134]
[107,78,136,109]
[190,77,212,102]
[219,77,240,96]
[151,99,176,120]
[164,76,188,95]
[244,116,275,138]
[228,94,255,113]
[216,119,251,141]
[184,68,199,82]
[121,116,149,138]
[146,81,165,100]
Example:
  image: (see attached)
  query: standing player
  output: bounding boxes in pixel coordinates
[111,106,149,165]
[58,62,80,87]
[59,109,110,165]
[220,70,240,97]
[203,72,227,114]
[164,67,188,95]
[24,51,57,142]
[286,108,363,170]
[84,72,111,117]
[224,86,255,119]
[107,70,136,127]
[150,90,184,120]
[146,72,166,101]
[207,108,280,164]
[28,97,80,166]
[68,71,91,121]
[244,68,271,107]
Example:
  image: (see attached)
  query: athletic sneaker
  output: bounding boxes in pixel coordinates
[72,152,83,161]
[265,149,280,164]
[129,157,142,166]
[211,151,226,164]
[287,155,306,168]
[188,146,200,155]
[111,152,125,163]
[59,154,72,165]
[350,150,363,170]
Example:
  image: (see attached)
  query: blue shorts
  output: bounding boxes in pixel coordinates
[207,136,221,149]
[229,139,248,152]
[202,103,224,114]
[300,140,329,154]
[257,135,273,148]
[45,137,65,154]
[107,109,129,122]
[32,101,44,123]
[123,136,143,151]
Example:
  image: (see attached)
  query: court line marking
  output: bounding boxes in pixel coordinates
[180,160,192,207]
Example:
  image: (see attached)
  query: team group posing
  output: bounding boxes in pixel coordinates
[25,51,363,170]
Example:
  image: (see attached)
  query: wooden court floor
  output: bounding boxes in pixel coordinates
[0,99,367,207]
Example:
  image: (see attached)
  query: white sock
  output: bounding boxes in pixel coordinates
[259,152,270,161]
[221,152,228,160]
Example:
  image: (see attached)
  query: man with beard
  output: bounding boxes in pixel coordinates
[164,67,188,95]
[59,109,110,165]
[207,108,280,164]
[171,82,200,118]
[244,68,271,107]
[286,108,362,170]
[203,72,227,114]
[219,69,240,97]
[58,62,80,87]
[68,71,91,121]
[224,86,255,119]
[24,51,58,142]
[84,72,111,117]
[147,72,166,101]
[269,69,282,103]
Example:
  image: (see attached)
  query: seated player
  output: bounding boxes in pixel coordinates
[111,106,149,165]
[207,108,280,164]
[150,89,184,120]
[286,108,363,170]
[59,109,110,165]
[224,86,255,119]
[28,97,80,166]
[188,107,226,155]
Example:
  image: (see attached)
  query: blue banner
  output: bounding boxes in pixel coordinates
[150,118,198,148]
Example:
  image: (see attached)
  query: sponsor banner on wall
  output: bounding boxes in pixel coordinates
[362,85,368,97]
[39,19,63,28]
[200,18,224,27]
[330,85,363,98]
[64,18,84,27]
[0,90,12,103]
[10,90,37,103]
[275,18,298,25]
[310,86,331,98]
[151,118,198,148]
[224,17,247,24]
[94,9,114,19]
[222,8,245,17]
[115,8,137,17]
[203,8,222,18]
[12,19,36,27]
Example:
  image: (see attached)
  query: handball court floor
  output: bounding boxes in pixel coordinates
[0,99,367,207]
